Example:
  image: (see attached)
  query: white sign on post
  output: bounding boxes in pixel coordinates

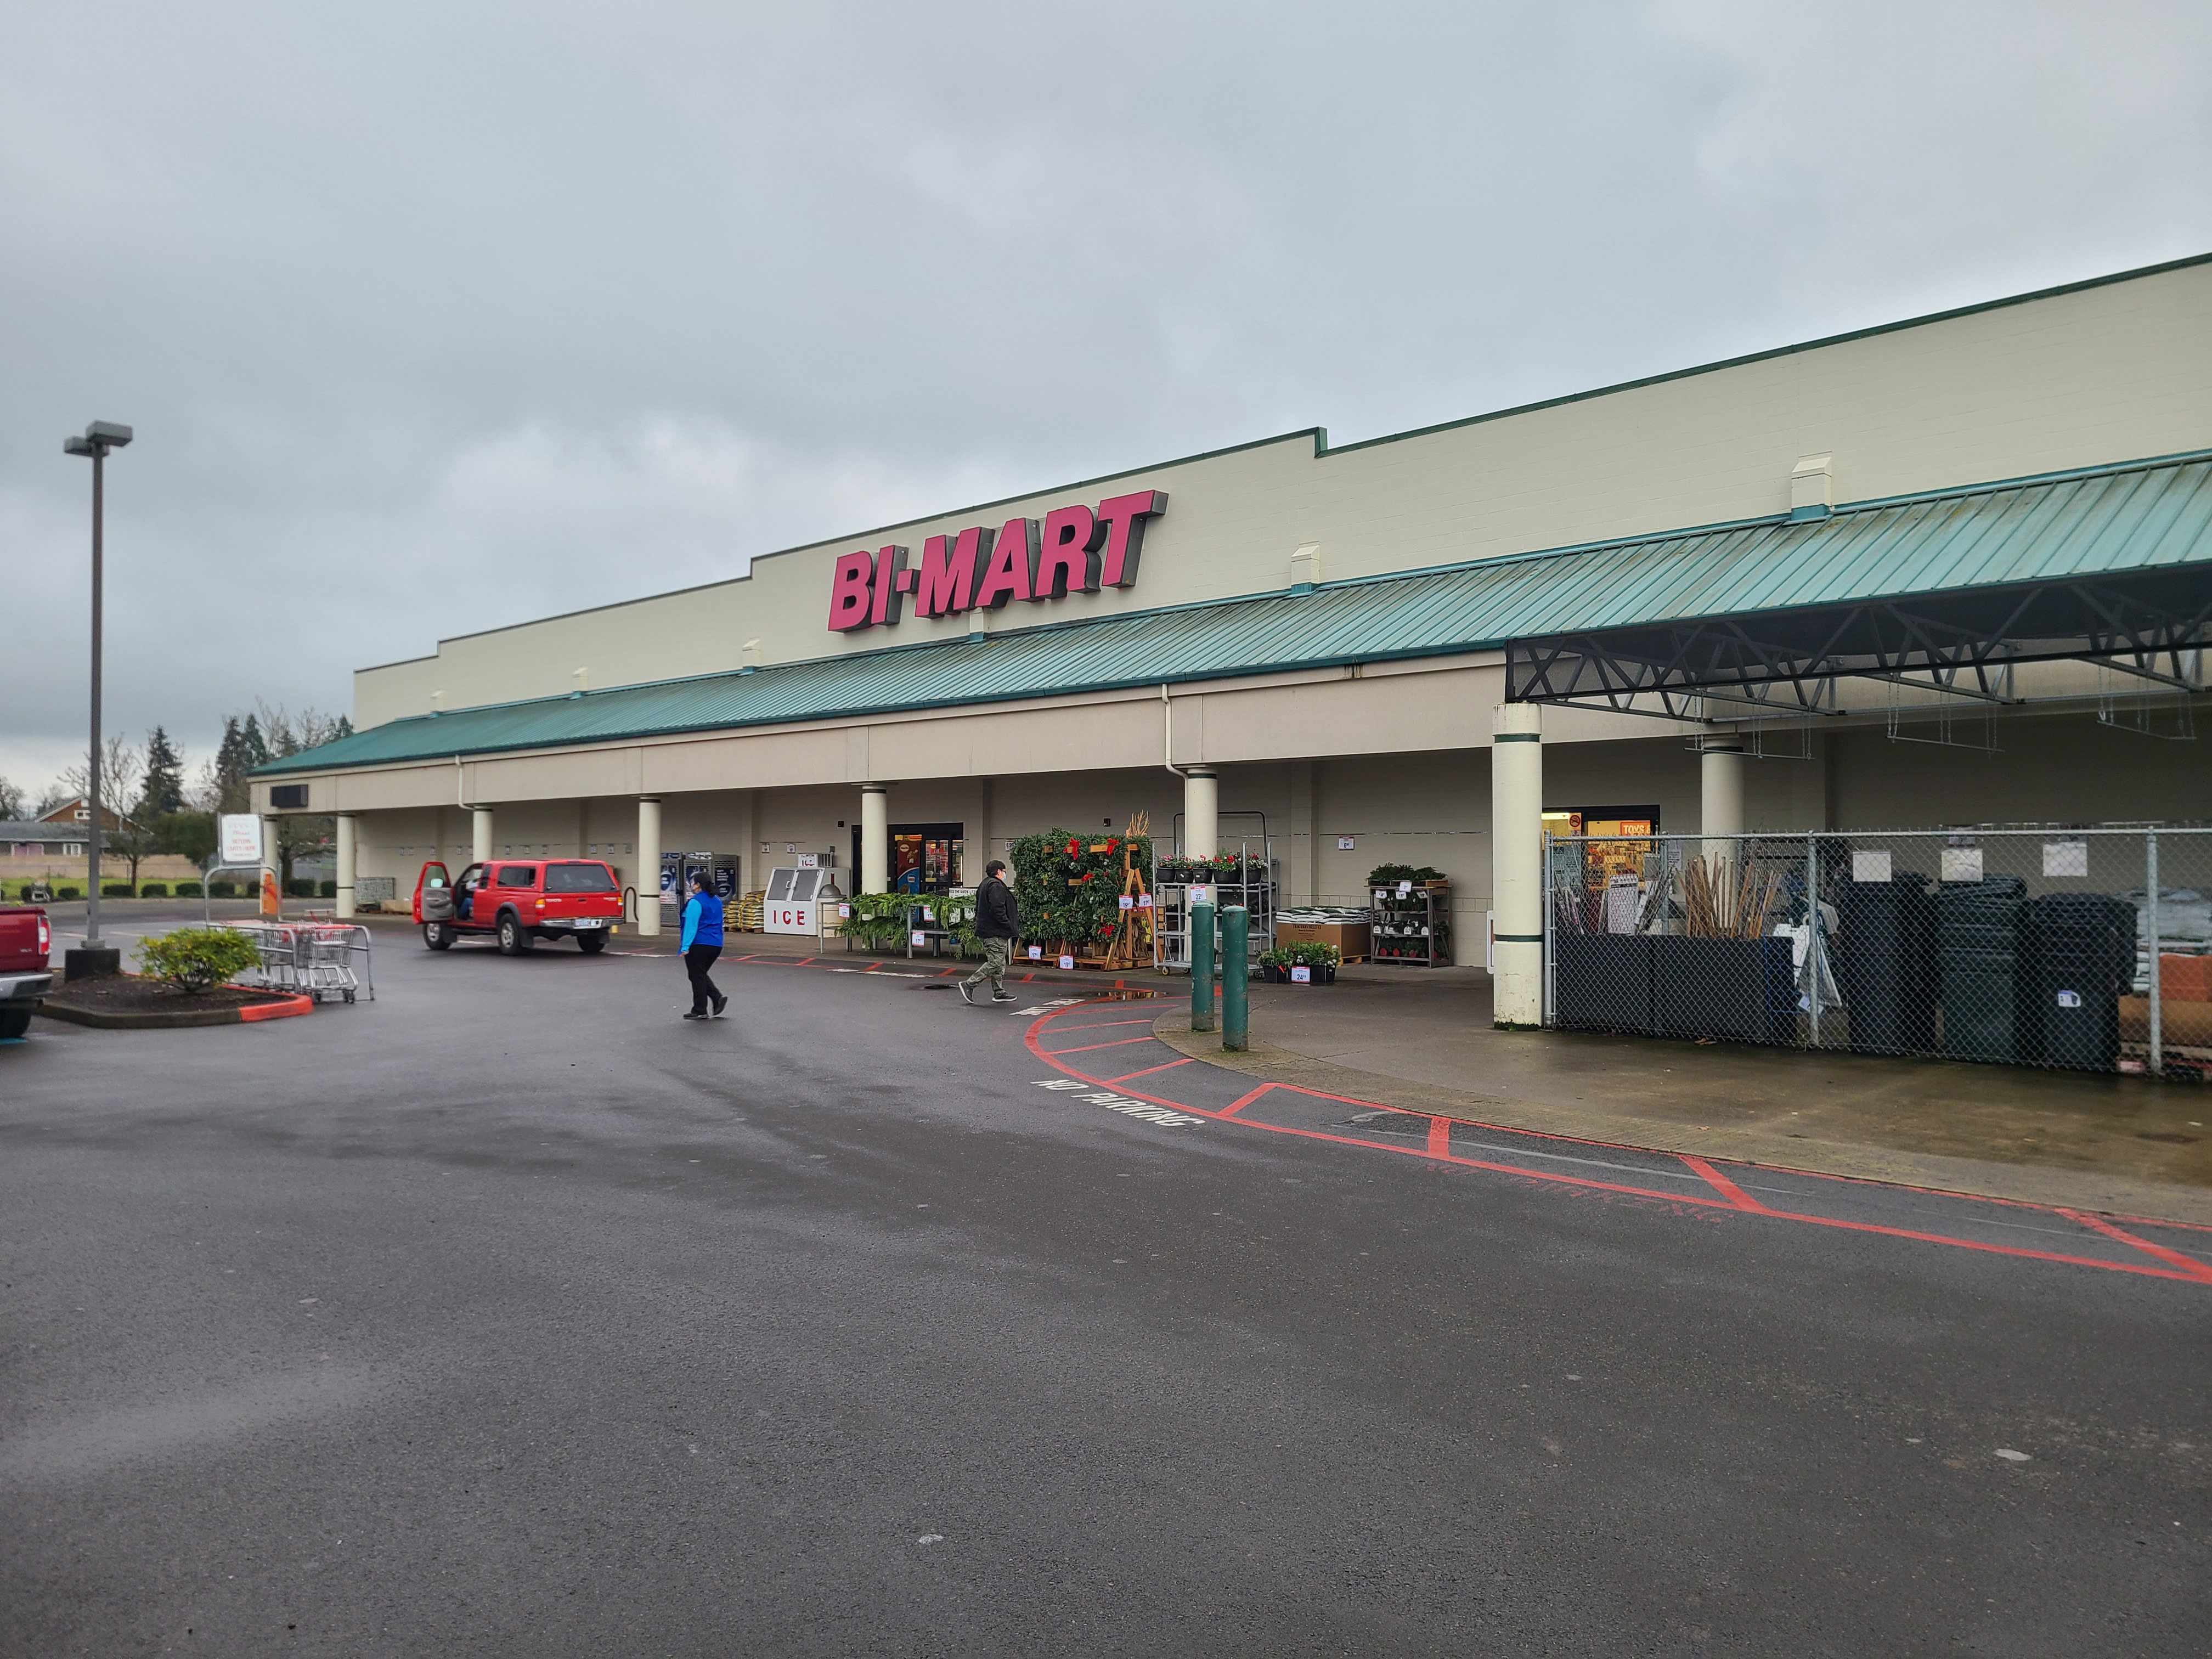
[1851,850,1892,884]
[911,930,927,947]
[1028,945,1042,960]
[219,814,263,866]
[1058,954,1075,970]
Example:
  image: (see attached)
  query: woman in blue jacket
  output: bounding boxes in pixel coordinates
[679,869,727,1020]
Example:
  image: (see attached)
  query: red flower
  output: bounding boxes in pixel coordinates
[1066,838,1079,857]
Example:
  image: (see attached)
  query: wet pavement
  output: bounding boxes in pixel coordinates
[3,933,2207,1654]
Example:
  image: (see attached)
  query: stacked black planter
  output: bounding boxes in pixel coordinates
[1937,876,2029,1064]
[2025,893,2136,1071]
[1835,873,1939,1056]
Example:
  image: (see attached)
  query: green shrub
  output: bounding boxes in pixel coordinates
[136,926,262,994]
[1366,864,1444,887]
[140,883,168,898]
[1260,941,1342,970]
[208,880,238,898]
[176,882,204,898]
[103,883,134,898]
[15,884,30,902]
[319,880,337,898]
[1009,826,1155,953]
[57,885,81,900]
[285,878,316,898]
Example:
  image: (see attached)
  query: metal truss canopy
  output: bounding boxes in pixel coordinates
[1504,566,2212,719]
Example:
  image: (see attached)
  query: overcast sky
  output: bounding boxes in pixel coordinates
[3,0,2207,796]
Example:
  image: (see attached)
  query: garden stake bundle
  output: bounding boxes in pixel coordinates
[1681,855,1783,940]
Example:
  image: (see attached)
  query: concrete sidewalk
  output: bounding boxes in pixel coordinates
[1144,964,2212,1224]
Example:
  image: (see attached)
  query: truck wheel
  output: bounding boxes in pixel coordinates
[0,1007,31,1040]
[497,912,533,955]
[577,934,607,954]
[423,922,453,951]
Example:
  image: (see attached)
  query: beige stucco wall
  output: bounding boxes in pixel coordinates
[356,259,2212,730]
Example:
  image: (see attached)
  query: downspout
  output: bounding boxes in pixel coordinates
[1161,684,1186,780]
[454,753,467,808]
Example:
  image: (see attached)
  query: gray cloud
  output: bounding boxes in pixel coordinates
[3,0,2207,787]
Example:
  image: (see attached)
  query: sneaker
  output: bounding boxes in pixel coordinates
[710,995,728,1018]
[682,1010,709,1021]
[958,980,977,1004]
[991,990,1016,1002]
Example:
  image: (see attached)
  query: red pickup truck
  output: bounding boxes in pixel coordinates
[413,859,624,955]
[1,903,54,1039]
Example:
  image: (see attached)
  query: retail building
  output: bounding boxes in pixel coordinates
[256,256,2212,1020]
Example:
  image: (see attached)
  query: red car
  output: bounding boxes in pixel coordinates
[413,859,623,955]
[0,902,53,1038]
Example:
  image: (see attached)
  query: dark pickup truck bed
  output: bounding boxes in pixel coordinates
[0,904,54,1039]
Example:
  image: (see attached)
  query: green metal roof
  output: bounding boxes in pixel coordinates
[259,451,2212,777]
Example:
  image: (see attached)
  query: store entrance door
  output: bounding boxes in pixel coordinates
[851,822,965,894]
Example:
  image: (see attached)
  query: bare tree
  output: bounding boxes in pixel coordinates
[58,736,151,889]
[0,776,22,820]
[255,701,351,889]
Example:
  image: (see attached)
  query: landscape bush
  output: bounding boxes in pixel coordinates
[140,883,168,898]
[176,882,204,898]
[319,880,337,898]
[15,884,31,901]
[286,878,316,898]
[208,880,238,898]
[103,883,134,898]
[136,927,262,994]
[57,885,81,900]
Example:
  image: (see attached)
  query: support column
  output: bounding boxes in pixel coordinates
[860,785,889,894]
[1183,768,1218,860]
[260,814,279,876]
[335,815,358,919]
[1490,703,1543,1027]
[636,797,662,935]
[472,806,494,868]
[1701,740,1745,865]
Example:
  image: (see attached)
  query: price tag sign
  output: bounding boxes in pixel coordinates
[837,903,851,918]
[1336,836,1356,850]
[1137,894,1153,909]
[1058,955,1075,970]
[798,853,819,869]
[1290,964,1312,984]
[1027,945,1042,960]
[1190,885,1210,905]
[1397,881,1413,896]
[1118,895,1134,910]
[910,930,927,946]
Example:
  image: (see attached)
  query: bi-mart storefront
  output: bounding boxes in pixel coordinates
[252,255,2212,1027]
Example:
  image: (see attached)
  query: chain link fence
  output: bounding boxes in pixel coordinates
[1544,826,2212,1080]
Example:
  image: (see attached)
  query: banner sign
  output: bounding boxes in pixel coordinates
[827,491,1166,633]
[218,814,263,866]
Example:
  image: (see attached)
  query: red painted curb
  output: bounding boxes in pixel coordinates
[237,995,314,1022]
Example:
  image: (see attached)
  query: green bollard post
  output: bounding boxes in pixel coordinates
[1190,896,1216,1032]
[1221,905,1249,1052]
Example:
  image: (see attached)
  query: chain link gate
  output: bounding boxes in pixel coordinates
[1544,826,2212,1080]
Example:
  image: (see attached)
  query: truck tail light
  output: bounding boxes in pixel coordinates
[38,916,52,954]
[535,898,545,910]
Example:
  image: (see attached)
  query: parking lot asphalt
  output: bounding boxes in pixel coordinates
[3,930,2207,1656]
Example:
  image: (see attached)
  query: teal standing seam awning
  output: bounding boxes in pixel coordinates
[257,451,2212,778]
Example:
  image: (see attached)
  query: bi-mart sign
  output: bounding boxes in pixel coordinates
[827,490,1166,633]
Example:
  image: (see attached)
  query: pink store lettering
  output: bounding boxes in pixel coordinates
[826,490,1166,633]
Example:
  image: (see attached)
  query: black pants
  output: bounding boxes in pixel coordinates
[685,944,723,1014]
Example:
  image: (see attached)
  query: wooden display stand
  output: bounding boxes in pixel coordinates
[1059,812,1157,972]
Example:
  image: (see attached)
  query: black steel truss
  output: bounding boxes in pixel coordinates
[1504,566,2212,718]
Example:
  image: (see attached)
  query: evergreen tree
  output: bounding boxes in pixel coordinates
[140,726,185,819]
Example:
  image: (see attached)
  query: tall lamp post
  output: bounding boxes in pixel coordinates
[62,420,133,974]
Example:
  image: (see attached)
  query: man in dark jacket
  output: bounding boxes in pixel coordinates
[961,859,1019,1004]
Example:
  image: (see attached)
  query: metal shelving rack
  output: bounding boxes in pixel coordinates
[1371,883,1453,966]
[1152,819,1278,972]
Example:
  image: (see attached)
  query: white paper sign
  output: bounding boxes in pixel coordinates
[2043,837,2088,877]
[911,930,927,946]
[1336,836,1356,850]
[838,903,851,918]
[798,853,818,869]
[1189,886,1210,904]
[218,814,263,865]
[1058,954,1075,970]
[1118,895,1134,910]
[1940,847,1984,883]
[1137,894,1153,909]
[1398,881,1413,896]
[1027,945,1042,960]
[1852,850,1892,883]
[2055,989,2083,1009]
[1290,964,1312,983]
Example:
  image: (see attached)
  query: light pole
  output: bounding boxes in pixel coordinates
[62,420,132,970]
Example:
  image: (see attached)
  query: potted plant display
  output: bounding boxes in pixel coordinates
[1259,941,1341,984]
